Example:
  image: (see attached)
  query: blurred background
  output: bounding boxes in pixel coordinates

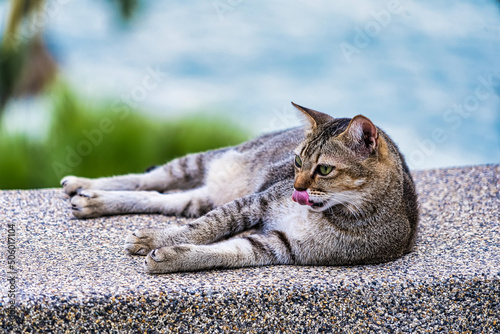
[0,0,499,189]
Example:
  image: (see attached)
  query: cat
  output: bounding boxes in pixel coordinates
[61,103,419,274]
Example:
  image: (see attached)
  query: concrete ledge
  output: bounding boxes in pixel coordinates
[1,165,499,333]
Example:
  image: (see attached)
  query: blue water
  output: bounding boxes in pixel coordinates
[1,0,499,169]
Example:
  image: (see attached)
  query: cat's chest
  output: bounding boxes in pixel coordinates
[266,201,315,238]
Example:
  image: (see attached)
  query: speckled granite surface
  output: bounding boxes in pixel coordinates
[1,165,499,333]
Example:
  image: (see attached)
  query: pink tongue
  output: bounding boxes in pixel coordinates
[292,190,314,206]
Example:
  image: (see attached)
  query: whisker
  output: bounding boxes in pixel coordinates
[321,191,366,219]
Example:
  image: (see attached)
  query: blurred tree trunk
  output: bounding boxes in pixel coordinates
[0,0,57,112]
[12,35,57,99]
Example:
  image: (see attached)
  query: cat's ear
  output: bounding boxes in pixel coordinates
[342,115,379,157]
[291,102,334,130]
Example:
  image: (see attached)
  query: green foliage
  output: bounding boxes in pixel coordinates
[0,85,251,190]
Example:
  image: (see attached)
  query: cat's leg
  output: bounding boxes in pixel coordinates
[61,149,229,196]
[70,187,214,219]
[124,184,285,255]
[143,232,295,274]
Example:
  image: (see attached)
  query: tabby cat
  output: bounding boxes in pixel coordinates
[62,103,419,274]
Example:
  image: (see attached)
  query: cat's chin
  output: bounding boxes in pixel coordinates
[308,201,330,212]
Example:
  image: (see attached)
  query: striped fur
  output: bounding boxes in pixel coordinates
[62,105,419,274]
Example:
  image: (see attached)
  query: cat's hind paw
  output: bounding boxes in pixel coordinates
[61,176,93,196]
[70,190,105,219]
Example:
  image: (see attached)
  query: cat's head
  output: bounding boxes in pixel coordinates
[291,102,391,216]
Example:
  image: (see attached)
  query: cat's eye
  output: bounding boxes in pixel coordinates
[318,165,334,176]
[294,155,302,168]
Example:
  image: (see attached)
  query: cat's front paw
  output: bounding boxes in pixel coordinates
[70,190,105,219]
[124,229,166,256]
[144,245,192,274]
[61,176,93,196]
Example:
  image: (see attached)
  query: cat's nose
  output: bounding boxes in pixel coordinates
[294,175,311,191]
